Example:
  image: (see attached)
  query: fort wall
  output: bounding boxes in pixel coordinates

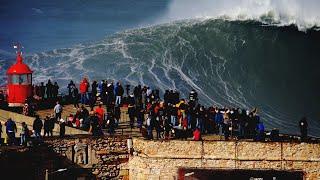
[129,138,320,179]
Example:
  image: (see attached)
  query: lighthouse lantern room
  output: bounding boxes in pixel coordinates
[6,46,33,107]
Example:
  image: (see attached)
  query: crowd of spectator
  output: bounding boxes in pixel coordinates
[55,78,274,141]
[0,76,312,146]
[32,80,60,100]
[58,77,312,142]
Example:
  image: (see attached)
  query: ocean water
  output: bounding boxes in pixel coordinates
[1,0,320,136]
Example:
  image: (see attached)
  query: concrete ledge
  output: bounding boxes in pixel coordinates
[0,109,88,138]
[132,138,202,159]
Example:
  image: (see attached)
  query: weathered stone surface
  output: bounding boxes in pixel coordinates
[236,160,282,169]
[203,141,236,159]
[283,142,320,161]
[202,159,235,168]
[129,156,202,180]
[44,136,129,179]
[133,138,202,158]
[237,141,282,161]
[130,138,320,180]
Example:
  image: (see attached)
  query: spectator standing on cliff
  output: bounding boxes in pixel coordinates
[193,127,201,141]
[136,106,144,129]
[105,82,115,111]
[255,120,265,141]
[189,89,198,107]
[0,90,5,109]
[106,112,115,135]
[20,122,29,146]
[5,118,17,145]
[97,80,103,98]
[46,79,53,99]
[128,94,136,129]
[39,82,45,99]
[299,117,308,141]
[95,103,105,127]
[125,84,130,97]
[43,116,51,137]
[146,114,154,140]
[89,81,98,109]
[89,111,103,136]
[54,101,63,121]
[52,82,59,99]
[115,82,124,106]
[59,118,66,137]
[114,104,121,128]
[71,86,79,108]
[133,85,142,107]
[223,111,231,140]
[101,80,107,104]
[23,103,30,116]
[67,80,75,98]
[33,115,43,139]
[49,115,55,136]
[215,109,223,135]
[80,77,89,104]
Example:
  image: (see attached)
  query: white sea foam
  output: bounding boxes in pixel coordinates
[162,0,320,31]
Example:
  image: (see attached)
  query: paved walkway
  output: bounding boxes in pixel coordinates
[36,104,143,138]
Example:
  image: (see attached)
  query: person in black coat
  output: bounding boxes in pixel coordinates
[89,112,103,136]
[299,117,308,141]
[71,86,80,108]
[59,118,66,138]
[43,116,51,137]
[127,94,135,129]
[33,115,43,139]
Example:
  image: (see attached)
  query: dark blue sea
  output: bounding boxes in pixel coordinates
[1,0,320,136]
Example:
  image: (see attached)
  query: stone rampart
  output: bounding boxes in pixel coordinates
[129,138,320,180]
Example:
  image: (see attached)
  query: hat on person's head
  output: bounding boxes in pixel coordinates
[246,110,250,115]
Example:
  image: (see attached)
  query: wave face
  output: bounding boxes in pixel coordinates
[1,19,320,136]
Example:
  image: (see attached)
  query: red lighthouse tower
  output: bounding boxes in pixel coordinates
[6,46,33,107]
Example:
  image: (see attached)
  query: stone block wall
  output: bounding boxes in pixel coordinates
[45,136,129,179]
[129,138,320,180]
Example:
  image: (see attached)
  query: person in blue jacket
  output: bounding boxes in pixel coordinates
[5,118,17,145]
[255,121,265,141]
[214,109,224,135]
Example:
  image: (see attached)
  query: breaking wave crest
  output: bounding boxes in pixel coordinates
[162,0,320,31]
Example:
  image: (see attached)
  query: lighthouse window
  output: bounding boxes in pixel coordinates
[11,75,20,84]
[10,74,29,85]
[19,75,29,85]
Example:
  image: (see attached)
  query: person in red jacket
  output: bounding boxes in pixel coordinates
[80,77,89,104]
[95,103,105,127]
[193,128,201,141]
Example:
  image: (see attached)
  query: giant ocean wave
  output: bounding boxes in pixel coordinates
[1,0,320,136]
[1,18,320,136]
